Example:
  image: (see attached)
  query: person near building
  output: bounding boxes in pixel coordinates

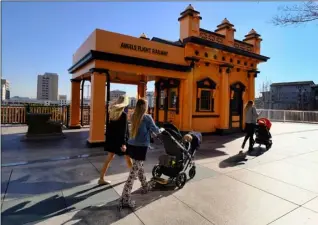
[98,95,132,185]
[241,100,260,152]
[118,98,163,209]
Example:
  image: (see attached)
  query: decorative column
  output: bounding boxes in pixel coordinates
[69,79,81,129]
[180,71,193,132]
[247,70,259,101]
[138,75,147,99]
[80,80,85,127]
[105,71,110,131]
[218,64,232,130]
[87,71,106,146]
[154,80,160,122]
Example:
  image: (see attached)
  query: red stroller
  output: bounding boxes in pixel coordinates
[254,118,273,150]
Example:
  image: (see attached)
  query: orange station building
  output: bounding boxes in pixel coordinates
[68,4,269,146]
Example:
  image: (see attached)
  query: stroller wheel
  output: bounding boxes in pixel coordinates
[266,142,272,150]
[176,172,187,189]
[152,165,162,178]
[189,166,196,179]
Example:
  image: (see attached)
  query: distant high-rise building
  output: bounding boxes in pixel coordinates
[1,79,10,101]
[270,81,314,110]
[58,95,67,106]
[311,84,318,110]
[146,91,155,108]
[109,90,126,102]
[129,97,137,107]
[37,73,58,101]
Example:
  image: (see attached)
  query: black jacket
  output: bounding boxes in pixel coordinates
[105,112,129,148]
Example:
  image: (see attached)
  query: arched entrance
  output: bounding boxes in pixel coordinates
[229,81,246,130]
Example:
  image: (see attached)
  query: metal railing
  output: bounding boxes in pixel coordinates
[1,106,27,124]
[1,106,69,125]
[1,106,155,126]
[257,109,318,123]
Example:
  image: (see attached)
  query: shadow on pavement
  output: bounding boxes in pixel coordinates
[61,184,179,225]
[1,130,91,151]
[218,146,270,168]
[219,153,247,168]
[1,132,243,198]
[1,175,88,197]
[1,129,245,224]
[1,182,126,225]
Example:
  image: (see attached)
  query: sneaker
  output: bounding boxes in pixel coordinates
[98,179,111,185]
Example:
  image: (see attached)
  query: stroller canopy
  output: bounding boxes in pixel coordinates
[257,118,272,130]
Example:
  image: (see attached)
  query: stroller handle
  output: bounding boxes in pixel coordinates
[161,129,192,153]
[152,127,192,158]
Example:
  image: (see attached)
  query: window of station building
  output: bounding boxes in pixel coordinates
[199,89,213,111]
[160,90,165,109]
[168,88,177,109]
[196,78,216,112]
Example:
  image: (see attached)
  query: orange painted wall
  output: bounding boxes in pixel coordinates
[94,60,189,80]
[192,118,219,132]
[72,31,96,64]
[192,63,221,116]
[183,43,258,132]
[69,5,268,138]
[158,110,165,122]
[190,63,221,132]
[95,29,188,66]
[72,61,96,79]
[70,19,264,135]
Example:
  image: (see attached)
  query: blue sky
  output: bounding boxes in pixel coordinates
[2,2,318,99]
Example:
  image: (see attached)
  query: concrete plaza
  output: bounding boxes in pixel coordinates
[1,122,318,225]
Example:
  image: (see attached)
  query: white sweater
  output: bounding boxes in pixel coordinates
[245,106,259,124]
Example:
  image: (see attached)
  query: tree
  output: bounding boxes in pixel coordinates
[272,1,318,26]
[258,78,272,109]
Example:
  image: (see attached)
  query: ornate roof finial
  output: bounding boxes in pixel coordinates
[244,28,261,40]
[186,4,194,10]
[222,18,230,24]
[139,33,148,39]
[216,17,234,30]
[248,29,258,35]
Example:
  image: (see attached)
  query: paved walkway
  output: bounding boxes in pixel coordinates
[1,123,318,225]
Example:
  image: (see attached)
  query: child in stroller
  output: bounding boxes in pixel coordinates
[254,118,273,150]
[151,124,201,188]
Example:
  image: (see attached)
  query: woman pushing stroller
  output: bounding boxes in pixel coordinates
[241,100,261,152]
[119,98,164,209]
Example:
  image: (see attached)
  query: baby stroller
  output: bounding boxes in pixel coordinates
[151,125,201,189]
[254,118,273,150]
